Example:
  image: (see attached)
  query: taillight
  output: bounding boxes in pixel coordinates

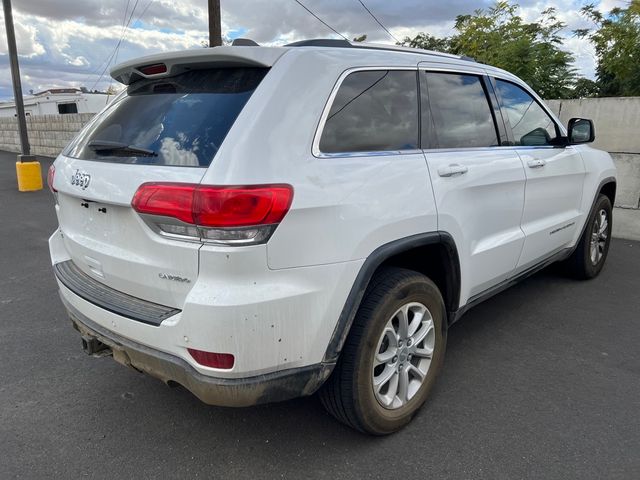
[188,348,234,369]
[47,164,57,193]
[132,183,293,245]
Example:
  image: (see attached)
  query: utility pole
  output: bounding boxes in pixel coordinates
[3,0,30,156]
[3,0,42,191]
[208,0,222,47]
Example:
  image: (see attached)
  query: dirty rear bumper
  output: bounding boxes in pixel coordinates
[60,294,334,407]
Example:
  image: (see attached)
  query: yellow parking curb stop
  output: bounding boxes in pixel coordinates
[16,159,43,192]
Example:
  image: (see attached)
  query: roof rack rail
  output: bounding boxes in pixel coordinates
[286,39,352,48]
[284,39,476,63]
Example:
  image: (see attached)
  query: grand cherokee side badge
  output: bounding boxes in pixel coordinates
[70,169,91,190]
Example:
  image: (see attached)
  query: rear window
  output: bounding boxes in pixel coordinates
[64,68,268,167]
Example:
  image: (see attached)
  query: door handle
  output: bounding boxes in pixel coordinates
[527,159,546,168]
[438,164,468,177]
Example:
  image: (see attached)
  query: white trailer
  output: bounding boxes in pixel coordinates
[0,88,114,117]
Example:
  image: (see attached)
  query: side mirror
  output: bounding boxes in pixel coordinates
[567,118,595,144]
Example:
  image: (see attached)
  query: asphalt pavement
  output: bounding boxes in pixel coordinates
[1,150,639,479]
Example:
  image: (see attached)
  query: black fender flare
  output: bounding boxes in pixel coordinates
[322,231,460,363]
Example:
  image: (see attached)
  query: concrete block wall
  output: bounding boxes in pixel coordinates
[547,97,640,241]
[0,113,94,158]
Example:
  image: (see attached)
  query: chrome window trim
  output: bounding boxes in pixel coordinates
[312,66,419,159]
[421,145,574,154]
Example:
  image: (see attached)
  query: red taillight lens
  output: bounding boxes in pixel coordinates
[194,185,293,227]
[131,183,293,244]
[138,63,167,75]
[188,348,235,369]
[47,164,57,193]
[132,183,293,227]
[131,183,196,224]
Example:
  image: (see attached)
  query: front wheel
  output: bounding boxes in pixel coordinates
[565,194,613,279]
[320,267,447,435]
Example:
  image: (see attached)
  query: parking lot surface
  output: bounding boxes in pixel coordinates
[1,150,639,479]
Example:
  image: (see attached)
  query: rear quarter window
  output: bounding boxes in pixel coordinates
[64,68,268,167]
[318,70,419,154]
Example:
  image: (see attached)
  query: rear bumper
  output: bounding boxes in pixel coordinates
[49,227,363,376]
[61,294,333,407]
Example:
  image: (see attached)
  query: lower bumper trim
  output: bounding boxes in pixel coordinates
[60,293,334,407]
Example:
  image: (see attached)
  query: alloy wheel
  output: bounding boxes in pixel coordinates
[372,302,435,409]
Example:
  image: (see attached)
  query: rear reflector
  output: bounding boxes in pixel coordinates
[131,183,293,245]
[138,63,167,75]
[188,348,235,369]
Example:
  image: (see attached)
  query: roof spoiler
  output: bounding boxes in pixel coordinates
[110,46,284,85]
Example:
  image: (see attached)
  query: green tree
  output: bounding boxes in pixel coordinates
[353,34,367,42]
[400,1,578,98]
[576,1,640,96]
[399,32,452,52]
[451,2,576,98]
[570,77,600,98]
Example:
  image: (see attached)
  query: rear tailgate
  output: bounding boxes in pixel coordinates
[52,66,270,309]
[54,159,204,308]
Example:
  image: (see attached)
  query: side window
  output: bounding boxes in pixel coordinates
[422,72,498,149]
[495,80,558,146]
[319,70,418,154]
[58,102,78,114]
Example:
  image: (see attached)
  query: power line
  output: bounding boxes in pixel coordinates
[114,0,137,66]
[122,0,132,30]
[113,0,141,67]
[90,0,145,91]
[355,0,399,43]
[292,0,348,41]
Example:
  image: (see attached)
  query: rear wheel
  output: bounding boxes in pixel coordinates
[565,194,613,279]
[320,267,446,435]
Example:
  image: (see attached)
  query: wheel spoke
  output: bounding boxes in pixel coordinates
[374,327,398,366]
[374,365,396,392]
[407,307,424,338]
[397,367,409,404]
[407,363,426,382]
[413,344,434,359]
[375,348,397,366]
[410,320,433,349]
[599,218,608,235]
[598,211,607,234]
[375,369,399,407]
[396,305,409,339]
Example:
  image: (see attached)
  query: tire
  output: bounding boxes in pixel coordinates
[320,267,447,435]
[564,194,613,279]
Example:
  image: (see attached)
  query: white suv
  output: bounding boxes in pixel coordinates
[48,40,617,434]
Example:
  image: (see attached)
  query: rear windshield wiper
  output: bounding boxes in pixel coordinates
[88,140,158,157]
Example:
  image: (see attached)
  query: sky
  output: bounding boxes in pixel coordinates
[0,0,630,100]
